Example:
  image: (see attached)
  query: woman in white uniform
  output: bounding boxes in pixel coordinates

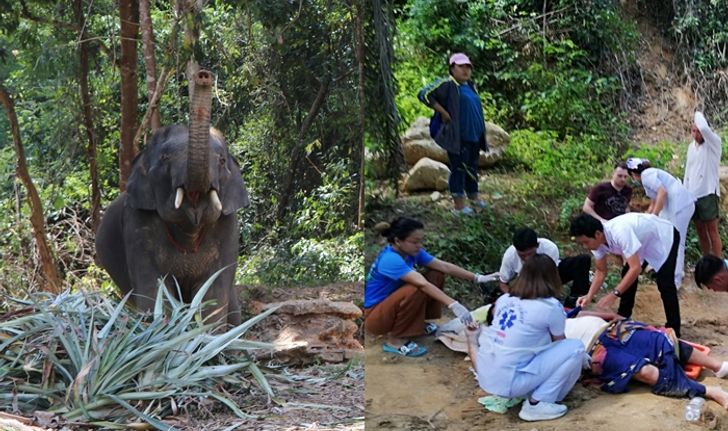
[473,254,585,422]
[625,158,695,287]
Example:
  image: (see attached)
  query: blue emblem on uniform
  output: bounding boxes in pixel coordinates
[498,308,517,330]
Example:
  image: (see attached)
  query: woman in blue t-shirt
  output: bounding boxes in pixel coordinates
[418,52,489,215]
[365,217,491,357]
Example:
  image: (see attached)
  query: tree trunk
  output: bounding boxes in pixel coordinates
[372,0,402,195]
[0,84,62,293]
[140,0,161,131]
[119,0,140,191]
[74,0,101,232]
[354,0,366,229]
[276,78,331,220]
[181,0,204,98]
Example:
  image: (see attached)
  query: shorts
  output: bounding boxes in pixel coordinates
[692,194,720,221]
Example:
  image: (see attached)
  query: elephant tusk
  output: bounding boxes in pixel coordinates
[175,188,184,209]
[210,189,222,212]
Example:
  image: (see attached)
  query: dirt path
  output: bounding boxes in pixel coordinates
[365,280,728,430]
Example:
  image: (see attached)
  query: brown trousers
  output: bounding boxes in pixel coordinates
[364,270,444,338]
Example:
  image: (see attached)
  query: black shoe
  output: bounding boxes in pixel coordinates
[563,296,577,309]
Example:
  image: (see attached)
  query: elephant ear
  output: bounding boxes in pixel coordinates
[125,151,157,210]
[221,155,250,215]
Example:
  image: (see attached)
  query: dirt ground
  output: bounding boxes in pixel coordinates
[364,278,728,431]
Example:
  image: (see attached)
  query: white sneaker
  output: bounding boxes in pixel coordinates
[518,400,568,421]
[716,361,728,378]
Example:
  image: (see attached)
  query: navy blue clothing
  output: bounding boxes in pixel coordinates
[417,77,488,155]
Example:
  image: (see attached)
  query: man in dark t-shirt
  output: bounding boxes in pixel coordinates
[583,162,632,222]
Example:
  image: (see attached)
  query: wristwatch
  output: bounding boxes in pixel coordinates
[611,289,622,298]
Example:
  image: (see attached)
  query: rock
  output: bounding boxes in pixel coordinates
[401,117,510,168]
[402,138,448,165]
[719,166,728,214]
[401,116,431,142]
[249,299,363,365]
[430,191,442,201]
[404,157,450,192]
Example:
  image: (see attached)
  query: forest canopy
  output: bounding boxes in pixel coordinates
[0,0,380,292]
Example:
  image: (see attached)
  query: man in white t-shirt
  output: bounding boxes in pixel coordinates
[569,212,682,337]
[684,111,722,258]
[498,228,591,308]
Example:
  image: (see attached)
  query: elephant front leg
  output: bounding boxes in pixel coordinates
[203,265,241,327]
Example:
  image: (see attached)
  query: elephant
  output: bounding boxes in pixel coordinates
[95,70,249,326]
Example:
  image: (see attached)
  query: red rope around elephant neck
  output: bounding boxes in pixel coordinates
[164,223,205,254]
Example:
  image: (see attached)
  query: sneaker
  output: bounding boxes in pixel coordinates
[470,199,489,209]
[716,361,728,378]
[518,400,567,421]
[452,206,475,216]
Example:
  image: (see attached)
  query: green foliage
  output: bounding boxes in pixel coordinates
[504,129,616,196]
[0,0,362,295]
[292,159,357,237]
[625,141,682,176]
[559,196,585,230]
[392,0,637,142]
[237,232,363,286]
[0,279,277,429]
[425,208,514,273]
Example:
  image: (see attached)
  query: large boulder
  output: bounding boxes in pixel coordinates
[481,122,510,168]
[402,116,510,168]
[404,157,450,192]
[402,138,448,165]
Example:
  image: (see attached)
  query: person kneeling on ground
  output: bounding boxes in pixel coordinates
[473,254,586,422]
[364,216,488,357]
[695,255,728,292]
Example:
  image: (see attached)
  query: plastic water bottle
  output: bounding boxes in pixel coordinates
[684,396,705,422]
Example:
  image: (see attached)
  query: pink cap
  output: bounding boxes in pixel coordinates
[449,53,472,66]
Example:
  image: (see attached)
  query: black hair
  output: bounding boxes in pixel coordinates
[381,217,424,243]
[513,228,538,251]
[569,213,604,238]
[694,255,726,288]
[626,159,651,175]
[510,254,563,300]
[614,161,628,170]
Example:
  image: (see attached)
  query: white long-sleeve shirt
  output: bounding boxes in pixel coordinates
[684,111,722,198]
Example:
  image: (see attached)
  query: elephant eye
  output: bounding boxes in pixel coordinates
[161,153,170,161]
[219,155,226,166]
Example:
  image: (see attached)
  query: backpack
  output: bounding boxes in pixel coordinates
[428,80,452,139]
[429,112,443,139]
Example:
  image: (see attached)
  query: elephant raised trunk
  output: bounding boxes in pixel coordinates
[187,70,213,198]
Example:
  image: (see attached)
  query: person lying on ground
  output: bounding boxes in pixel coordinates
[364,216,491,357]
[498,227,591,308]
[459,307,728,412]
[474,254,586,422]
[694,255,728,292]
